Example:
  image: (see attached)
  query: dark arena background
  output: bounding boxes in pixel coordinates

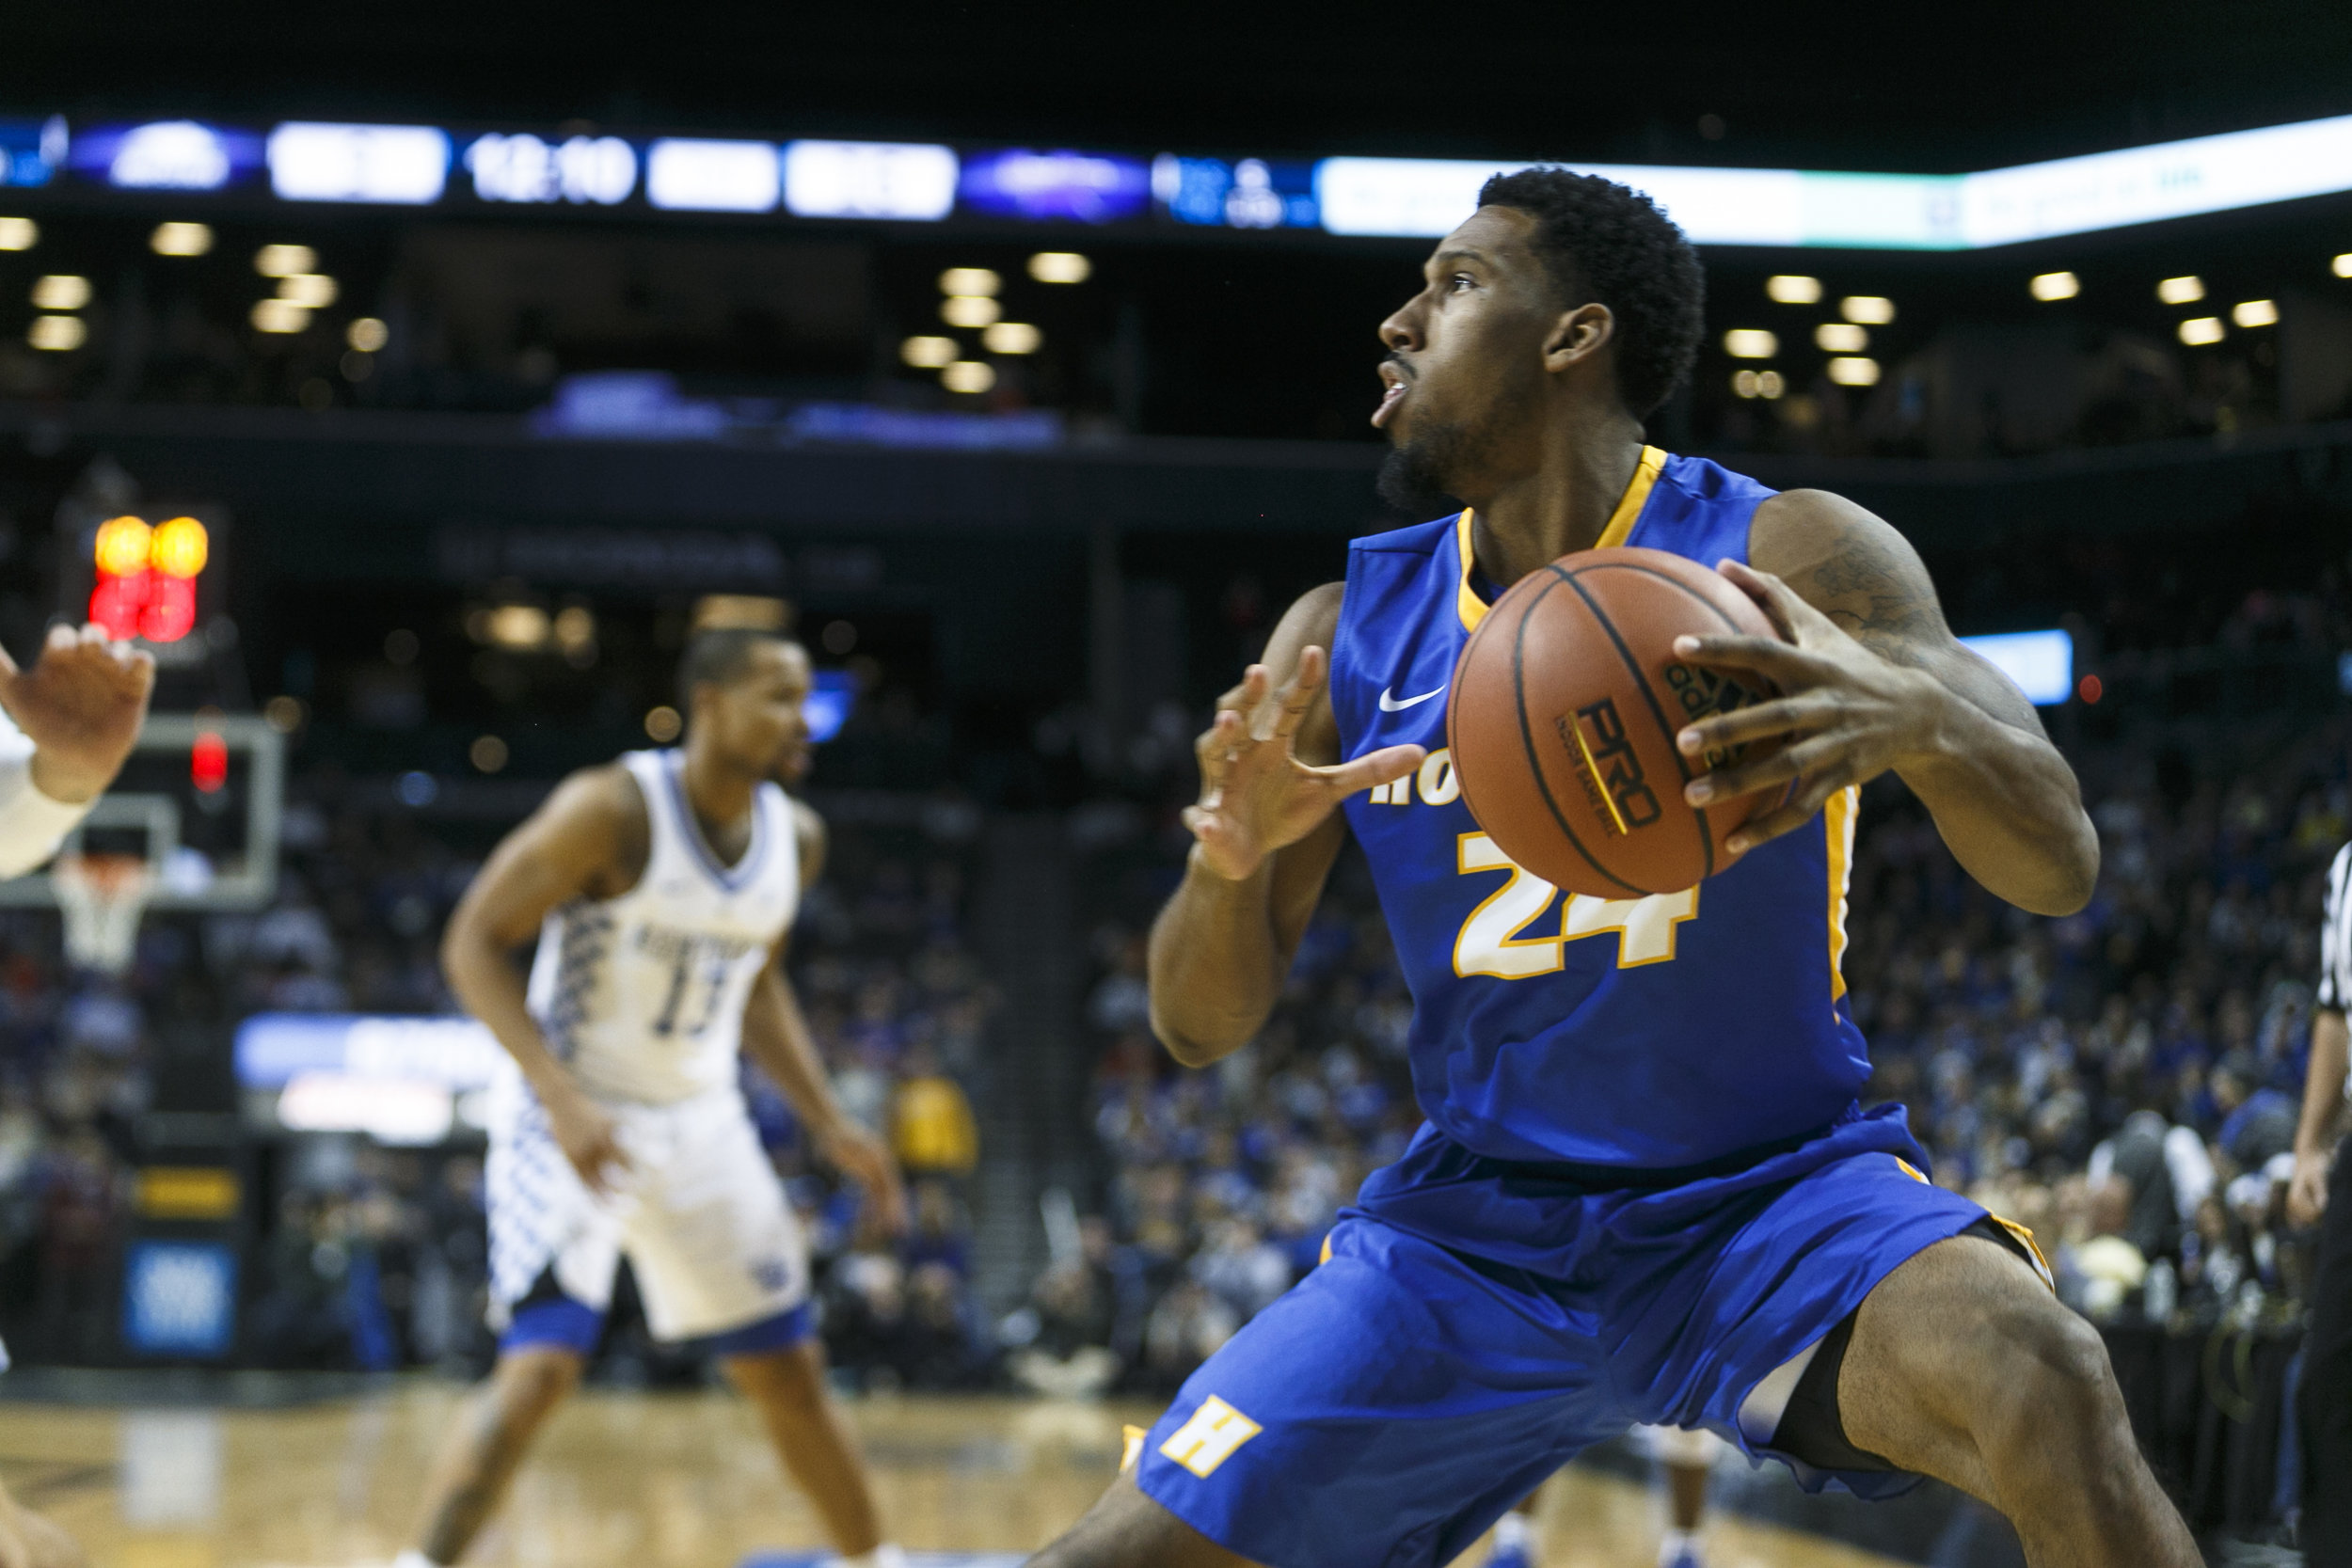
[2,4,2352,1564]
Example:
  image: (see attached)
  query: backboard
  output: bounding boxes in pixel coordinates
[0,713,283,911]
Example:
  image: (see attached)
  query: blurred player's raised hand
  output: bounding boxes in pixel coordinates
[1182,647,1422,881]
[822,1123,908,1236]
[0,623,156,804]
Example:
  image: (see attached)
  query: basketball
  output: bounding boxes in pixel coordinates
[1446,546,1785,899]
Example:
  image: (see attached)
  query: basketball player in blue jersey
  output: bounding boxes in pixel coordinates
[1029,170,2196,1567]
[399,628,909,1568]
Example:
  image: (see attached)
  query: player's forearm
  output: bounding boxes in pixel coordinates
[1894,687,2097,917]
[743,977,854,1146]
[1146,848,1289,1067]
[441,927,581,1109]
[2297,1012,2348,1159]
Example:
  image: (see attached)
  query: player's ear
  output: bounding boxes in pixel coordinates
[1542,303,1613,372]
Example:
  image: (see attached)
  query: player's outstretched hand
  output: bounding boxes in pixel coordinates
[822,1124,908,1236]
[545,1090,632,1196]
[0,623,157,804]
[1668,560,1941,854]
[1182,646,1423,881]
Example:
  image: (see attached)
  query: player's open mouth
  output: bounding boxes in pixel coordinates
[1372,373,1409,428]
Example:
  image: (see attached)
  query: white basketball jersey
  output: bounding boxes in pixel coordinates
[525,749,800,1105]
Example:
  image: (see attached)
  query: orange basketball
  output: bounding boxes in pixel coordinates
[1446,546,1785,899]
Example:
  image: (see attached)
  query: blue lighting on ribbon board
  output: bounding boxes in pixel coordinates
[0,117,66,188]
[72,120,263,192]
[1153,155,1319,229]
[959,149,1152,223]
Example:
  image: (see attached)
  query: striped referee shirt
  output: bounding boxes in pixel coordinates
[2320,842,2352,1101]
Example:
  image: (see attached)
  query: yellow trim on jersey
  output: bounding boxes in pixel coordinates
[1453,445,1669,633]
[1319,1233,1334,1266]
[1988,1213,2058,1294]
[1601,445,1668,549]
[1824,784,1859,1003]
[1454,510,1488,632]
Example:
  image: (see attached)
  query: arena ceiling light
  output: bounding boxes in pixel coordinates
[2030,271,2080,301]
[276,274,338,309]
[30,274,88,310]
[2178,316,2225,345]
[254,244,316,277]
[150,221,213,257]
[939,267,1000,296]
[941,294,1000,328]
[1722,329,1778,358]
[250,298,310,334]
[941,360,995,394]
[1027,252,1090,283]
[1825,356,1880,386]
[900,335,957,368]
[982,322,1041,354]
[2337,254,2352,277]
[1765,275,1821,304]
[1814,322,1867,352]
[2157,275,2205,304]
[0,217,33,250]
[1839,295,1895,325]
[27,315,83,351]
[2233,298,2280,327]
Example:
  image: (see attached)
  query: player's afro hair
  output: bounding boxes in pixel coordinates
[1476,166,1705,420]
[677,626,796,705]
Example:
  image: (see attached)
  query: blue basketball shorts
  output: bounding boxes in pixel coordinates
[1133,1106,2001,1568]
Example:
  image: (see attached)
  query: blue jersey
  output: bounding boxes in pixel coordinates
[1332,447,1870,1169]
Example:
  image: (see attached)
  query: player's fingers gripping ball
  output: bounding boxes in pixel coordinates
[1447,546,1786,898]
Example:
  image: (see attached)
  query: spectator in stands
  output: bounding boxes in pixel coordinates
[891,1045,977,1182]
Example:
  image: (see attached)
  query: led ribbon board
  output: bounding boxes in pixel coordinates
[1315,112,2352,247]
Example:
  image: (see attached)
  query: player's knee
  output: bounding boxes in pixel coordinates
[1970,1300,2121,1449]
[722,1345,823,1410]
[495,1348,584,1421]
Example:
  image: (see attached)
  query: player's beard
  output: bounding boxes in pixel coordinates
[1376,411,1495,518]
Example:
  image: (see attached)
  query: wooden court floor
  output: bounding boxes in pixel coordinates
[3,1386,1909,1568]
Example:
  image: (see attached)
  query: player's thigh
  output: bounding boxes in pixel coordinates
[1131,1222,1609,1568]
[1834,1230,2119,1502]
[625,1107,805,1336]
[1031,1471,1259,1568]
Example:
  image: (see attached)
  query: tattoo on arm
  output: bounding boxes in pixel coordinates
[1803,524,1941,665]
[1788,502,2044,734]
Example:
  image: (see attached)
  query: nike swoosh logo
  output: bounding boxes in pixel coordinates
[1377,686,1445,711]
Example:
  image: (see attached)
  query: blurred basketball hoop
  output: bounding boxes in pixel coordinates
[0,716,284,942]
[54,850,151,974]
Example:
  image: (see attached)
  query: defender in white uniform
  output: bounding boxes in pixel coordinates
[405,628,908,1568]
[0,618,155,1568]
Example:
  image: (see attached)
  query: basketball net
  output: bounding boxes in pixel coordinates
[54,851,151,975]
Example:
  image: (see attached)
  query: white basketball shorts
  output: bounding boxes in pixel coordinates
[485,1070,808,1343]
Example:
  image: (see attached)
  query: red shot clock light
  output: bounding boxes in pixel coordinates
[90,515,208,642]
[190,728,229,794]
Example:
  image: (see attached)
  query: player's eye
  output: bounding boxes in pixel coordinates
[1448,273,1476,293]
